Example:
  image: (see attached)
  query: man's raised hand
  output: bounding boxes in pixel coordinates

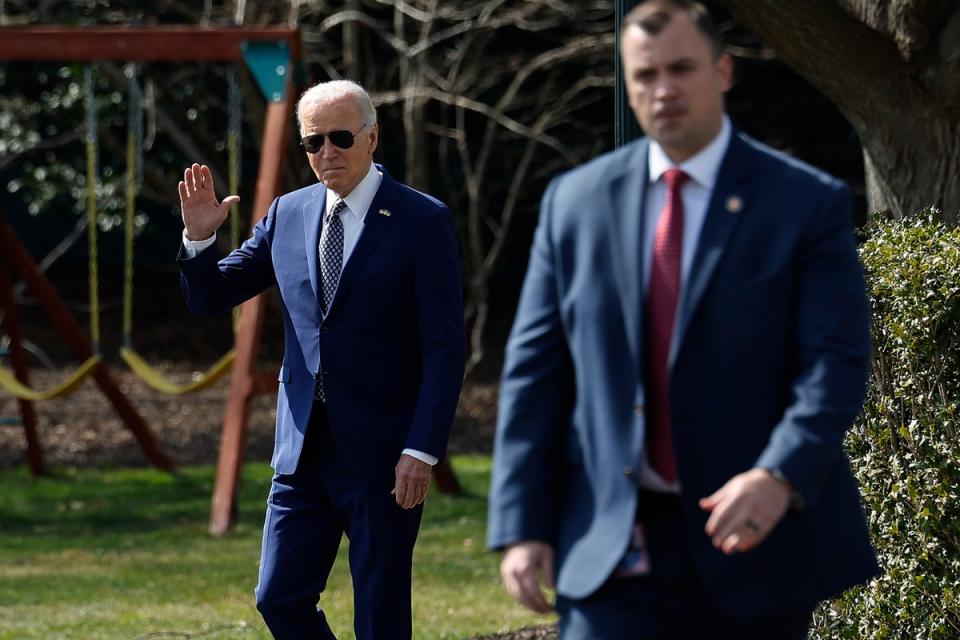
[179,163,240,241]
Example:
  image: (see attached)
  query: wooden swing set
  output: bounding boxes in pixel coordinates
[0,25,460,535]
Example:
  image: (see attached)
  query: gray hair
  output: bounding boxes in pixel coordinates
[296,80,377,136]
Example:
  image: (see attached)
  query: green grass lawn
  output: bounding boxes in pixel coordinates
[0,455,553,639]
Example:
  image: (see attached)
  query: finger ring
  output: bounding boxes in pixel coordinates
[744,519,761,533]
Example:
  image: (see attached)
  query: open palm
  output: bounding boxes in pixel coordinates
[179,163,240,241]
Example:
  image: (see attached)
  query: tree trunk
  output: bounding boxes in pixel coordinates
[343,0,361,80]
[720,0,960,221]
[860,111,960,222]
[402,64,431,193]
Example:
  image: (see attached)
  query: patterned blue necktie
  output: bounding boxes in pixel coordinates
[316,200,346,402]
[320,200,346,313]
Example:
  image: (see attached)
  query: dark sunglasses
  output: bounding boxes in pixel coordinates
[300,122,373,153]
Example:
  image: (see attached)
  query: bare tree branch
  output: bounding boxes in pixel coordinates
[316,11,406,51]
[97,62,230,191]
[0,129,82,172]
[12,214,87,299]
[369,0,433,22]
[473,33,613,186]
[372,87,577,163]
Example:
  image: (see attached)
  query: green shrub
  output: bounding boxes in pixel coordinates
[812,211,960,639]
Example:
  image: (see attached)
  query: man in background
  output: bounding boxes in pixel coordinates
[487,1,878,637]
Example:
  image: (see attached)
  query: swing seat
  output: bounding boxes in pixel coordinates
[119,347,235,395]
[0,355,102,401]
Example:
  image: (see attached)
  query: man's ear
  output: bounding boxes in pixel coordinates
[368,123,379,156]
[717,52,733,93]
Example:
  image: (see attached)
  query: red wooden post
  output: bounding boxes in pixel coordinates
[434,459,463,494]
[209,74,295,537]
[0,209,44,475]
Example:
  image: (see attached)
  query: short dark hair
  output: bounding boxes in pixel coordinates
[622,0,724,58]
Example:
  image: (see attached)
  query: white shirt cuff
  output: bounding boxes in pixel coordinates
[402,448,438,466]
[182,230,217,258]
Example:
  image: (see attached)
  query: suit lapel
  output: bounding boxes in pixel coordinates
[605,141,649,371]
[304,186,326,303]
[675,132,756,348]
[326,166,400,315]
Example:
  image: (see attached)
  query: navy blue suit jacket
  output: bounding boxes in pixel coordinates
[180,166,465,476]
[488,132,879,617]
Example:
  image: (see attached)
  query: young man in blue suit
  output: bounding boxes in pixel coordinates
[177,80,465,639]
[487,1,878,638]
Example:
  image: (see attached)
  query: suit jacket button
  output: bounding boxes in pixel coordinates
[623,467,634,477]
[633,404,644,417]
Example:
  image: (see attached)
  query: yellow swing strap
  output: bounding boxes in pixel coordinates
[0,355,102,401]
[119,65,236,394]
[119,348,234,395]
[0,67,103,401]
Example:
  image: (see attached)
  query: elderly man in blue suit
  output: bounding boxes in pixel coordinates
[177,80,464,639]
[487,1,878,638]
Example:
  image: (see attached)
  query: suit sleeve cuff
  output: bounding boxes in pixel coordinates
[182,230,217,258]
[402,448,438,466]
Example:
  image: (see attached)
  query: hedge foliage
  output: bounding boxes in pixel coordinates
[812,212,960,639]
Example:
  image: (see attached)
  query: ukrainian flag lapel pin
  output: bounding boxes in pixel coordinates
[379,209,392,217]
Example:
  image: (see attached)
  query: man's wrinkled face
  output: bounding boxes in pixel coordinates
[621,13,731,163]
[301,97,378,198]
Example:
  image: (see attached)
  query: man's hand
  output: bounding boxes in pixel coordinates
[699,467,792,555]
[500,541,555,614]
[392,454,432,509]
[178,163,239,241]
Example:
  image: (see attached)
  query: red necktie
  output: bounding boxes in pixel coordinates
[645,168,688,484]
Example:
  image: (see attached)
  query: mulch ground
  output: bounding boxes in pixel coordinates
[0,361,500,469]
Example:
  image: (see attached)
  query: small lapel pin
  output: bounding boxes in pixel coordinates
[725,195,743,214]
[379,209,392,217]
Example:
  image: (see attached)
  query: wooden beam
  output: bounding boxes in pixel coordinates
[0,26,300,62]
[209,73,294,537]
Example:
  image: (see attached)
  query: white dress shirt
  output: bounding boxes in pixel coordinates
[322,161,382,266]
[182,162,438,466]
[638,115,732,492]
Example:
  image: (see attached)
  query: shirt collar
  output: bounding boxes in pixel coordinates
[326,162,383,222]
[648,115,731,190]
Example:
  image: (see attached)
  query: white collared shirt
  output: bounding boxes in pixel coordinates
[643,115,731,295]
[324,162,382,268]
[182,162,438,467]
[638,115,732,492]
